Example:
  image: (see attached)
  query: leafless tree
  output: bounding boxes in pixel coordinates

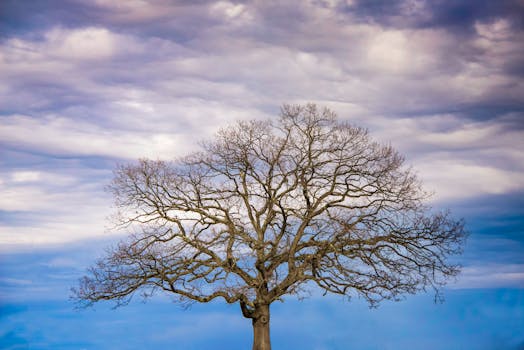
[73,104,466,350]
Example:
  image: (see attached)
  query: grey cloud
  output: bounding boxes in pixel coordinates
[1,5,522,150]
[2,0,523,41]
[1,0,524,247]
[0,0,229,43]
[340,0,524,31]
[2,1,523,117]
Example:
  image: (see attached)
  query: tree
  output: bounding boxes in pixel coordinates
[73,104,466,350]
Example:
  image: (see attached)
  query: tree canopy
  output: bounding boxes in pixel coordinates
[74,104,466,350]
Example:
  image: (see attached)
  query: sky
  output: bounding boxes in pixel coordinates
[0,0,523,349]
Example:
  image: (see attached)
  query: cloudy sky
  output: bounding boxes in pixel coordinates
[1,0,523,349]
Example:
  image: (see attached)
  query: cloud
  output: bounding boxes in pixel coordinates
[340,0,524,32]
[2,3,521,119]
[0,0,522,253]
[10,171,42,183]
[210,1,254,25]
[0,114,188,159]
[44,27,119,60]
[353,112,524,201]
[453,264,524,288]
[0,278,32,286]
[0,165,113,246]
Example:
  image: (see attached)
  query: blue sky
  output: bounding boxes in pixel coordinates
[0,0,523,349]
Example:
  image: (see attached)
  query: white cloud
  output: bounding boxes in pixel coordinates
[211,1,252,23]
[417,161,524,201]
[0,114,191,159]
[10,171,41,183]
[45,27,117,60]
[475,18,514,41]
[0,194,111,246]
[0,167,113,246]
[364,113,524,201]
[2,27,139,65]
[452,264,524,289]
[365,30,411,74]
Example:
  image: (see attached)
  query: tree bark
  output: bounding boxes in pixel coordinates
[252,304,271,350]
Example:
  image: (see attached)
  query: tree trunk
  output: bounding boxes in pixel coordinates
[252,304,271,350]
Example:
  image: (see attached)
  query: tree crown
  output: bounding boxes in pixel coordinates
[74,104,466,314]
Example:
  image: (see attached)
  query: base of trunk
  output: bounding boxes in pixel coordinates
[252,304,271,350]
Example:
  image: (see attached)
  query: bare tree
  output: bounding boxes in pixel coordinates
[73,104,466,350]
